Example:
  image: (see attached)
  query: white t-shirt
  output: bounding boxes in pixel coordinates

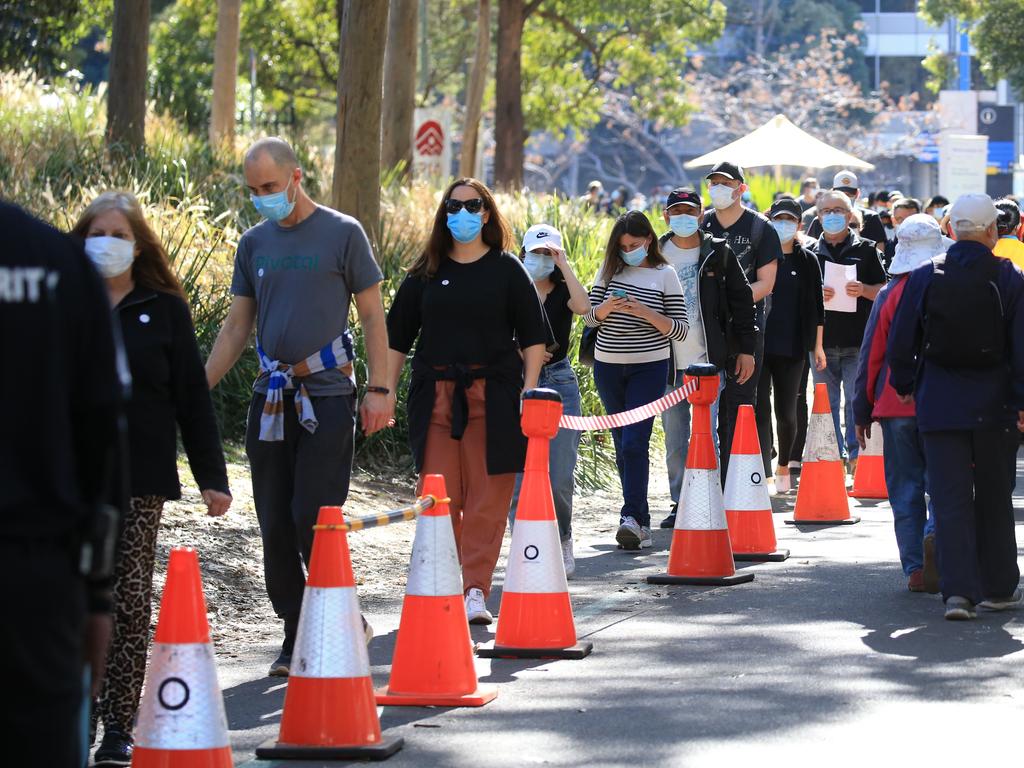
[661,238,707,369]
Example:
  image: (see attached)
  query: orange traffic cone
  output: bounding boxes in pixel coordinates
[256,506,403,761]
[649,364,754,586]
[786,383,860,526]
[376,474,497,706]
[849,422,888,499]
[724,405,790,562]
[131,548,232,768]
[477,389,593,660]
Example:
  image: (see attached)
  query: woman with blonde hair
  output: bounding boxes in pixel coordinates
[385,178,547,624]
[72,191,231,767]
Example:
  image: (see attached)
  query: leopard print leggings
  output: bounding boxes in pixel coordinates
[95,495,165,734]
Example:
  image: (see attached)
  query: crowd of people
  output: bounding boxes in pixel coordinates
[6,135,1024,767]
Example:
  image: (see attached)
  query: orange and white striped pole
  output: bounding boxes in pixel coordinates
[256,506,403,761]
[131,548,232,768]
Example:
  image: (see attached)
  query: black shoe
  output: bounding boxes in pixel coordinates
[93,728,132,767]
[659,504,677,529]
[269,617,298,677]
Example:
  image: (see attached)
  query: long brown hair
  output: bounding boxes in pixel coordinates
[71,191,185,299]
[408,178,512,278]
[600,210,667,283]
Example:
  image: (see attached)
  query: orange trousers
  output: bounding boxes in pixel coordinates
[420,379,515,597]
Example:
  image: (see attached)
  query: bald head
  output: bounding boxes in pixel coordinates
[244,137,299,171]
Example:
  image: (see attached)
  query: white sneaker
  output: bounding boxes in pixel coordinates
[464,587,493,625]
[561,537,576,579]
[617,516,646,550]
[639,526,653,549]
[775,473,791,493]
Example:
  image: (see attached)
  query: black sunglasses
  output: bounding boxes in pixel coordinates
[445,198,485,215]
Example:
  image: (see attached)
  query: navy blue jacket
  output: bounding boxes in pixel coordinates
[887,240,1024,432]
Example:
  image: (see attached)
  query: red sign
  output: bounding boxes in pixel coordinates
[415,120,444,157]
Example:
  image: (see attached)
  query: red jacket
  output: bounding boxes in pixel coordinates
[853,275,915,423]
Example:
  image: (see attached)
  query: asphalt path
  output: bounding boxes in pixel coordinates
[224,456,1024,767]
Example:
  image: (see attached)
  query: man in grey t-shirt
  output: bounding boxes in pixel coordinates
[206,137,394,675]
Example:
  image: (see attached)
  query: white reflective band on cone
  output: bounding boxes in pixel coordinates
[134,643,230,750]
[803,412,841,463]
[503,519,568,594]
[290,586,370,679]
[723,453,772,511]
[676,468,728,531]
[864,425,884,457]
[405,514,463,597]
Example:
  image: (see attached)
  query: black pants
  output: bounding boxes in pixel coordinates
[922,427,1020,604]
[0,535,86,767]
[719,330,765,479]
[246,391,356,622]
[755,353,807,477]
[791,358,811,465]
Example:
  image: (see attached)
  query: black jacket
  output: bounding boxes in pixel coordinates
[782,241,826,353]
[660,231,756,377]
[115,287,229,499]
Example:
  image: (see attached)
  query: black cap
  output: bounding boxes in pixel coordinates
[666,187,702,209]
[876,190,892,203]
[705,161,745,183]
[768,198,802,220]
[522,387,562,403]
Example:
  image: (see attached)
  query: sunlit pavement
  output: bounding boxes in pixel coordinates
[229,454,1024,767]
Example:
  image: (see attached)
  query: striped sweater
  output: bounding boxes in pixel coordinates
[584,264,688,364]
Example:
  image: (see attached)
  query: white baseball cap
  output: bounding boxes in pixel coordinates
[832,170,859,192]
[948,193,998,231]
[889,214,945,275]
[522,224,563,253]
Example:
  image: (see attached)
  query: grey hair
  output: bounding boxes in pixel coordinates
[244,137,299,170]
[819,191,853,212]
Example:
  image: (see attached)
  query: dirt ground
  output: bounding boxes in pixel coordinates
[156,447,640,653]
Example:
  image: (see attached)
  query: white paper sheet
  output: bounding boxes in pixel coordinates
[823,261,858,313]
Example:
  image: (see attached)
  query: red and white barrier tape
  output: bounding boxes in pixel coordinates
[558,377,699,432]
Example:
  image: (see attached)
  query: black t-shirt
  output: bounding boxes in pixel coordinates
[813,234,888,349]
[387,248,548,364]
[702,208,781,318]
[764,250,802,358]
[541,280,573,365]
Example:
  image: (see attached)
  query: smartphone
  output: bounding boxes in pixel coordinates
[611,288,628,299]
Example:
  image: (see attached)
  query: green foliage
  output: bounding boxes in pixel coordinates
[745,173,800,212]
[920,0,1024,94]
[521,1,727,137]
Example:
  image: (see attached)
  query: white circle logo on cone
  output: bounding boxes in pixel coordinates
[724,453,772,511]
[504,519,567,594]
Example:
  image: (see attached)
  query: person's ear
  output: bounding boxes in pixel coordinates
[739,183,749,195]
[481,207,491,225]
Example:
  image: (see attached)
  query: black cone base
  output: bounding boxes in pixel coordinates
[255,734,404,761]
[476,641,593,660]
[647,572,755,586]
[785,517,861,526]
[734,549,790,562]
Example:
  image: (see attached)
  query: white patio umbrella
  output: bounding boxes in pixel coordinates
[683,114,875,172]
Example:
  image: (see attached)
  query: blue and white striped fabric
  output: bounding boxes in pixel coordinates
[256,331,355,441]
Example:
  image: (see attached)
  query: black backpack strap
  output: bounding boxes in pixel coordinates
[750,213,765,253]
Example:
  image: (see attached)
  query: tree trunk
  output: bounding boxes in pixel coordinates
[493,0,525,189]
[209,0,242,149]
[107,0,151,153]
[381,0,418,175]
[459,0,490,179]
[334,0,390,244]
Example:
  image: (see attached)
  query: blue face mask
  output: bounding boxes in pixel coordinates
[822,213,848,236]
[523,252,555,280]
[447,209,484,243]
[620,244,648,267]
[669,214,700,237]
[251,178,296,222]
[772,220,798,243]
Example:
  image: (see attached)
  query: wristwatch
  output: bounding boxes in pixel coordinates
[365,386,391,395]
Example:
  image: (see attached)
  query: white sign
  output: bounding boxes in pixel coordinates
[823,262,857,314]
[939,134,989,201]
[938,91,977,135]
[412,107,452,181]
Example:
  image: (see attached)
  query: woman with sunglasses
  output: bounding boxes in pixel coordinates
[584,211,688,550]
[386,179,548,624]
[508,224,591,578]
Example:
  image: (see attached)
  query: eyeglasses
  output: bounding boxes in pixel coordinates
[445,198,485,215]
[820,208,849,216]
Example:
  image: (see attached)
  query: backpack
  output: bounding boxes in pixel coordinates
[923,255,1005,368]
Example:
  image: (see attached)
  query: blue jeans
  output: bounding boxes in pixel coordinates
[880,417,935,576]
[509,359,581,541]
[593,358,669,528]
[662,371,724,505]
[812,346,860,461]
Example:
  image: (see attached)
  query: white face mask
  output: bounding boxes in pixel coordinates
[85,236,136,278]
[708,184,737,210]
